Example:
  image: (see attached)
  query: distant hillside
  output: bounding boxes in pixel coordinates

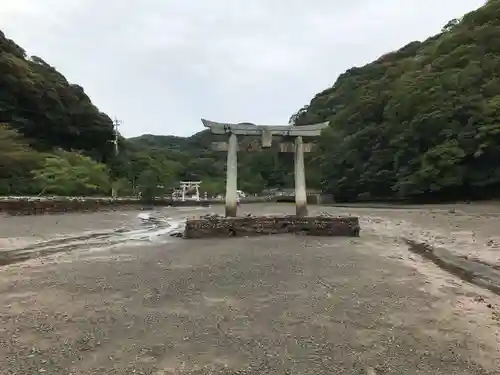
[122,131,229,195]
[2,0,498,201]
[125,129,301,195]
[128,134,192,151]
[293,0,500,201]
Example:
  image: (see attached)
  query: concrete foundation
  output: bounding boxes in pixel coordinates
[184,214,360,239]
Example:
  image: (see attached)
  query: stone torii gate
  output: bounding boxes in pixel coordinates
[201,119,329,217]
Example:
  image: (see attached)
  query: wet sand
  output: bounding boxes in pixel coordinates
[0,207,205,251]
[0,203,499,374]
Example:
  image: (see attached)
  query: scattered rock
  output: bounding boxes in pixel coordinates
[493,311,500,321]
[486,239,500,247]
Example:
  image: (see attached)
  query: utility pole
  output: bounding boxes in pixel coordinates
[111,118,121,198]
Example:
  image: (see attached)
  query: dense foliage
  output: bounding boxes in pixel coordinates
[123,132,301,195]
[0,29,117,196]
[0,124,112,196]
[2,0,499,201]
[0,31,115,162]
[294,0,500,201]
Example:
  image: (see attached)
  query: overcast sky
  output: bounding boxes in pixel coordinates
[1,0,485,138]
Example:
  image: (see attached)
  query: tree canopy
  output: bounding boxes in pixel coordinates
[293,0,500,201]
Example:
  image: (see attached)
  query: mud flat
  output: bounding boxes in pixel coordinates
[0,207,196,264]
[184,214,360,238]
[1,231,499,374]
[0,204,500,373]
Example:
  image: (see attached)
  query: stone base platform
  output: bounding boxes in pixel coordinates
[184,214,360,239]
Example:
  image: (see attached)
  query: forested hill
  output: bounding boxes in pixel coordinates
[2,0,500,201]
[293,0,500,201]
[131,0,500,202]
[0,29,119,196]
[0,23,295,197]
[0,31,115,161]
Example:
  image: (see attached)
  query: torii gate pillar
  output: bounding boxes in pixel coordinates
[225,133,238,217]
[294,136,308,217]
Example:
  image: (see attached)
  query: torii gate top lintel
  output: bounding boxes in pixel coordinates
[201,118,329,137]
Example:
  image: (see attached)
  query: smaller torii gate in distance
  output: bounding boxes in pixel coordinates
[180,181,201,201]
[201,119,329,217]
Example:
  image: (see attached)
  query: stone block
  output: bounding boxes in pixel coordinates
[184,214,360,239]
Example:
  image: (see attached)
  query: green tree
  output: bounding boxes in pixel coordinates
[0,124,42,195]
[137,169,161,201]
[33,151,111,196]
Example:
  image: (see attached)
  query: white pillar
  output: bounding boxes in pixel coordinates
[181,184,186,202]
[195,185,200,201]
[225,133,238,217]
[294,136,308,217]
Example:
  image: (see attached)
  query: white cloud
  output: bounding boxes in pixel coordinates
[0,0,486,136]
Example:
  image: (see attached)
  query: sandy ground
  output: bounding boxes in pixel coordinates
[334,203,500,266]
[0,207,206,251]
[0,203,499,374]
[0,210,142,251]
